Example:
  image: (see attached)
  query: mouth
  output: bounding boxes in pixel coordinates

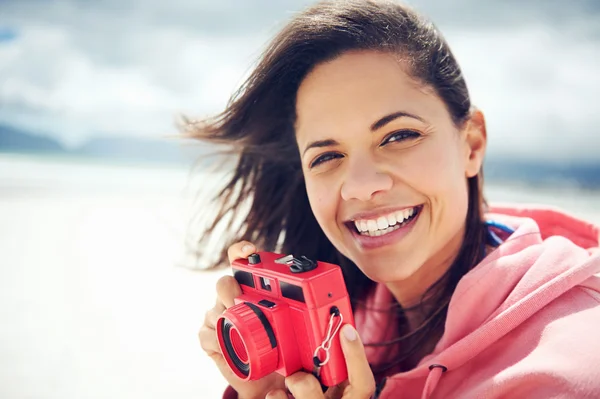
[345,205,423,248]
[347,205,423,237]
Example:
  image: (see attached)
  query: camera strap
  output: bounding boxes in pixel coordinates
[312,306,343,378]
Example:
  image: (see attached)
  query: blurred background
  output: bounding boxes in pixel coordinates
[1,1,599,398]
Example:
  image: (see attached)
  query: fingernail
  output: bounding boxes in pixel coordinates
[241,244,254,253]
[342,324,357,341]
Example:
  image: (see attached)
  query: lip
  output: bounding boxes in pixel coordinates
[345,204,422,222]
[345,205,423,250]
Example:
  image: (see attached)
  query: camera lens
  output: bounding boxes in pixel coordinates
[220,318,250,376]
[216,302,279,380]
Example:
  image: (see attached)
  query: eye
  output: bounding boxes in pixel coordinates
[309,152,343,169]
[380,130,421,146]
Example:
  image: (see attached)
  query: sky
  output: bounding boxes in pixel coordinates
[0,0,598,162]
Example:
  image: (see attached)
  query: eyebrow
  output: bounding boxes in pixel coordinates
[370,111,425,131]
[302,138,339,157]
[301,110,425,157]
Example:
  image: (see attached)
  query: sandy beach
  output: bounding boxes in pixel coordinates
[1,154,599,399]
[0,155,231,399]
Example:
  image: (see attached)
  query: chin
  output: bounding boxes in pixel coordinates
[354,257,420,284]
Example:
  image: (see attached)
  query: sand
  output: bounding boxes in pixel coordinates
[0,155,229,399]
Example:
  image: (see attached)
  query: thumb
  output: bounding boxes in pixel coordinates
[340,324,376,397]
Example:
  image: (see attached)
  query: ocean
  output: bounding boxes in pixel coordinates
[1,153,598,399]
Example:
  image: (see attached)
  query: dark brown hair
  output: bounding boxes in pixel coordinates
[186,0,488,374]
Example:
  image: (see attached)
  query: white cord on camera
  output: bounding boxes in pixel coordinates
[313,309,344,369]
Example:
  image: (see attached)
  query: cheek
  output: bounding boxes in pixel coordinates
[389,137,465,196]
[414,138,470,230]
[304,178,338,230]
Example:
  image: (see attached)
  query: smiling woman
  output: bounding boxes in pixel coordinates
[189,1,600,398]
[295,51,486,303]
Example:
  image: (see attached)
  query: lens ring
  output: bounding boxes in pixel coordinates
[221,318,250,376]
[229,327,249,363]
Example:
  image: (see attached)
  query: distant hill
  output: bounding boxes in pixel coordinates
[74,135,204,164]
[0,124,67,153]
[0,124,212,166]
[1,123,599,188]
[484,158,600,190]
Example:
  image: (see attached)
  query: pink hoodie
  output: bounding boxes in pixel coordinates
[223,204,600,398]
[361,204,600,398]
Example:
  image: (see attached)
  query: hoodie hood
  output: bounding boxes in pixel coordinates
[432,204,599,354]
[358,204,600,398]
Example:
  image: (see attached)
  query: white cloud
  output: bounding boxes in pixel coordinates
[0,21,265,147]
[451,24,600,162]
[0,0,598,161]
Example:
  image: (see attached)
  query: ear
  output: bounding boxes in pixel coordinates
[463,108,487,178]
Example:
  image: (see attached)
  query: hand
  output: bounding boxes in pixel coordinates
[265,324,376,399]
[198,241,286,399]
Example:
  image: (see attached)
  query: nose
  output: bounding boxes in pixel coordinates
[340,155,393,202]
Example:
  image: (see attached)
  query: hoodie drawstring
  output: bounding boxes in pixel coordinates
[421,364,447,399]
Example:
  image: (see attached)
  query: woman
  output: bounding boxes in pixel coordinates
[194,1,600,398]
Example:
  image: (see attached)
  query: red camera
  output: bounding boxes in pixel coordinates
[216,252,355,387]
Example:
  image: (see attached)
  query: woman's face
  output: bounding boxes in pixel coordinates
[295,50,485,286]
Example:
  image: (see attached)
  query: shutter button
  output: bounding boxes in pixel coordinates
[289,256,317,273]
[248,253,261,265]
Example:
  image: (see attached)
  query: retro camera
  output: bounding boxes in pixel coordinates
[216,252,355,387]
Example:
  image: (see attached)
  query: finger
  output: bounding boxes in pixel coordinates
[198,324,221,355]
[265,389,289,399]
[227,241,256,263]
[203,306,223,328]
[215,275,242,308]
[324,383,346,399]
[285,372,325,399]
[213,294,227,310]
[340,324,376,398]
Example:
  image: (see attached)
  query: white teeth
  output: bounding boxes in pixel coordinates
[386,213,397,226]
[395,211,405,223]
[367,220,378,232]
[352,220,366,232]
[353,206,419,234]
[360,220,368,232]
[376,216,388,230]
[361,224,401,237]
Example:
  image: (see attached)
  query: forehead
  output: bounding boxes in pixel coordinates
[295,51,446,139]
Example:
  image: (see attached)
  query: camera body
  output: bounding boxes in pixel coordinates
[216,251,355,387]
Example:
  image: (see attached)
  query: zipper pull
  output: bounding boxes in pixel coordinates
[373,377,387,399]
